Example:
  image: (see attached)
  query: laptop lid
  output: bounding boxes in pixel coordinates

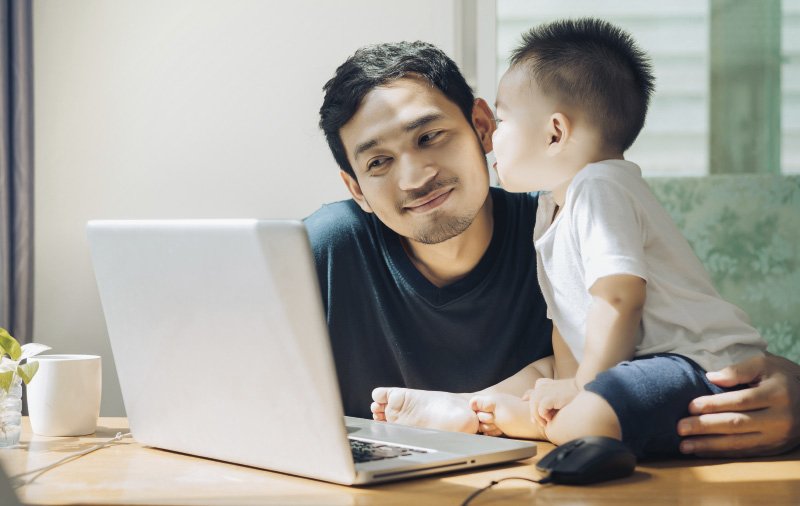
[88,220,357,484]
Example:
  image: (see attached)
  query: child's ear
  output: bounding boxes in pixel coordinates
[546,112,571,155]
[340,170,373,213]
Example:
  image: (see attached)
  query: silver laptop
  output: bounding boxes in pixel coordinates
[87,219,536,485]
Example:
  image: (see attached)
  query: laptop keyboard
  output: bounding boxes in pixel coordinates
[350,439,429,463]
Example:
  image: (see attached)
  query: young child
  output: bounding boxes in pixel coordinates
[470,18,767,458]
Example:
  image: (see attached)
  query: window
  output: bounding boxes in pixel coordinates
[494,0,798,176]
[785,0,800,173]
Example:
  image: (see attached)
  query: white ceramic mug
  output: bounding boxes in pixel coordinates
[26,355,102,437]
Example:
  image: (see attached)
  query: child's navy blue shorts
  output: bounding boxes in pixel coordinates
[584,353,728,459]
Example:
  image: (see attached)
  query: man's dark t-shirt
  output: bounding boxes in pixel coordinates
[304,187,552,418]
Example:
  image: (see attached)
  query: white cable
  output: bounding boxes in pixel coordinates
[10,431,132,488]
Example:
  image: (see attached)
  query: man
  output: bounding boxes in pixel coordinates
[306,40,800,457]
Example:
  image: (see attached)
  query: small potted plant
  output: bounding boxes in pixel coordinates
[0,327,50,447]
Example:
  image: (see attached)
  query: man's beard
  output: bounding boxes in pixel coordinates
[410,213,474,244]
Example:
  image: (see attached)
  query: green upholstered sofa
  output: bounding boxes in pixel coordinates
[646,174,800,364]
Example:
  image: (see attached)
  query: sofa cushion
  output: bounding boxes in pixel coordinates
[646,174,800,364]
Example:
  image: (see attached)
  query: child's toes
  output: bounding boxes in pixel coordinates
[371,387,390,403]
[476,410,495,424]
[470,395,496,413]
[370,401,386,415]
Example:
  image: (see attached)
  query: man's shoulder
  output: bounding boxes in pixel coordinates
[491,185,539,202]
[491,186,540,219]
[304,199,373,250]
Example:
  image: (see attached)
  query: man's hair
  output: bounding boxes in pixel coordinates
[319,41,475,178]
[510,18,655,152]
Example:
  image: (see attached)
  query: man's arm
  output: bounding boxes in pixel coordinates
[475,356,555,398]
[677,353,800,457]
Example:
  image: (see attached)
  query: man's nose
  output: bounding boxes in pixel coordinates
[396,153,437,191]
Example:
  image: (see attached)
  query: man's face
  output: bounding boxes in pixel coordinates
[493,66,565,193]
[339,76,494,244]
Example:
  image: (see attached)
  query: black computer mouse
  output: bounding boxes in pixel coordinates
[536,436,637,485]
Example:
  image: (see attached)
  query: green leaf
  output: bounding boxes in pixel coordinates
[20,343,51,361]
[17,361,39,385]
[0,371,13,393]
[0,328,22,361]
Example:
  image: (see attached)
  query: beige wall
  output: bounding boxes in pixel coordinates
[33,0,459,415]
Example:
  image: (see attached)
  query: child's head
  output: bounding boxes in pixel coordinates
[492,18,655,193]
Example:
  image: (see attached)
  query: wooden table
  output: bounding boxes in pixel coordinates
[1,417,799,505]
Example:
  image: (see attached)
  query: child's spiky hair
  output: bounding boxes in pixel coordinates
[510,18,655,151]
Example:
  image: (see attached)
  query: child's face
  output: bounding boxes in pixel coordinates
[492,67,566,193]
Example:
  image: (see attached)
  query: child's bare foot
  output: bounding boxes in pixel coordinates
[371,387,479,433]
[470,393,545,439]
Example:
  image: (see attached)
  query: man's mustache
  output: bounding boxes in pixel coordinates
[400,177,459,209]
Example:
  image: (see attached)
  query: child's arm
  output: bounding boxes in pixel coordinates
[552,324,578,379]
[577,273,646,387]
[529,274,645,425]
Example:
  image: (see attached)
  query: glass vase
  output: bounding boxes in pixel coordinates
[0,375,23,447]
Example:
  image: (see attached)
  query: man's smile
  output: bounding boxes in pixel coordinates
[403,188,453,214]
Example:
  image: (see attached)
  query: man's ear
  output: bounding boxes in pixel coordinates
[471,98,495,153]
[546,112,571,155]
[339,170,373,213]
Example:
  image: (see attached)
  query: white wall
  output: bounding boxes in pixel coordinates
[33,0,459,415]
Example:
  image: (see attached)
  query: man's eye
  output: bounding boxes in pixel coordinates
[368,157,390,170]
[419,131,443,145]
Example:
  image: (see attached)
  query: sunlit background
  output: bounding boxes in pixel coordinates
[7,0,796,416]
[497,0,799,176]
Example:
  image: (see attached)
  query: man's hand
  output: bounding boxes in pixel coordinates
[677,354,800,457]
[524,378,580,427]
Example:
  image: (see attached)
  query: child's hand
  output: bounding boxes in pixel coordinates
[524,378,580,427]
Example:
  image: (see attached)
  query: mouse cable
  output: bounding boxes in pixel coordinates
[10,431,132,489]
[460,476,552,506]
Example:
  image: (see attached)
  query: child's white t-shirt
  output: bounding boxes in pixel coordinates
[533,160,765,373]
